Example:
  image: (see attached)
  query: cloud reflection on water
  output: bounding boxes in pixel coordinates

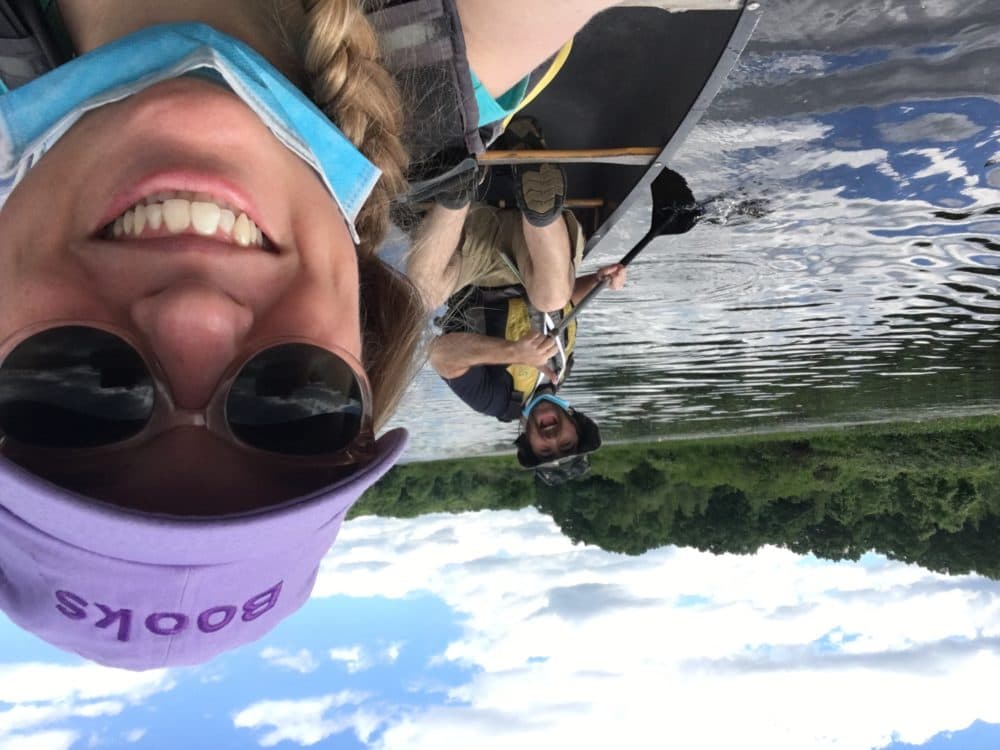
[392,65,1000,458]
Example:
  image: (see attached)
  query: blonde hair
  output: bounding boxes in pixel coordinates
[294,0,426,429]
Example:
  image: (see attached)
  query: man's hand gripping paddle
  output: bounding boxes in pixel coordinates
[555,168,700,334]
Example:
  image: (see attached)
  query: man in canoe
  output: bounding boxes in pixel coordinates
[407,118,627,484]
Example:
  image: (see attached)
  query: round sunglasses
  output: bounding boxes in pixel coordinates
[0,323,374,463]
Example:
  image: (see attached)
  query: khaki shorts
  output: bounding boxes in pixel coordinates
[451,205,585,293]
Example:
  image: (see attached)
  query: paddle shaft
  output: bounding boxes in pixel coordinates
[553,220,663,335]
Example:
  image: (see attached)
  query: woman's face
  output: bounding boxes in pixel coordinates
[0,78,366,509]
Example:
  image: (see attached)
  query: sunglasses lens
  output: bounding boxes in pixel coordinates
[226,343,365,456]
[0,327,155,448]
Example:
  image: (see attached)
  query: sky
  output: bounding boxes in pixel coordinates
[2,507,1000,750]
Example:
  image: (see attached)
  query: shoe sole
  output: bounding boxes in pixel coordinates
[519,164,566,222]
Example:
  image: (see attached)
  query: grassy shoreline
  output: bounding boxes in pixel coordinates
[353,414,1000,578]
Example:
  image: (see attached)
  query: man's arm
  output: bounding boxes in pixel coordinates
[430,332,558,380]
[571,263,628,305]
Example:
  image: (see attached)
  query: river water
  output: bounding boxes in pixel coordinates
[391,0,1000,460]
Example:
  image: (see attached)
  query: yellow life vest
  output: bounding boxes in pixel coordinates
[504,297,577,401]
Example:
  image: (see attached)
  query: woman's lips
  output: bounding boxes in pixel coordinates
[101,192,273,251]
[95,171,274,247]
[85,235,282,258]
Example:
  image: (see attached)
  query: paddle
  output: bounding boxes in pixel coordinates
[554,167,700,334]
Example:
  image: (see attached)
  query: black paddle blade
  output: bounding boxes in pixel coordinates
[650,167,702,235]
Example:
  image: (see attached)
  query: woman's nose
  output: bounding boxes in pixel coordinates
[130,281,254,409]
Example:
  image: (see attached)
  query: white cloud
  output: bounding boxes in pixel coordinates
[382,643,403,665]
[232,692,377,747]
[0,730,79,750]
[324,643,402,674]
[259,648,320,675]
[0,702,122,737]
[124,729,146,743]
[0,663,172,706]
[314,509,1000,750]
[327,646,372,674]
[0,663,173,749]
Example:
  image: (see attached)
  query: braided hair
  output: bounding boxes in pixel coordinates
[295,0,426,426]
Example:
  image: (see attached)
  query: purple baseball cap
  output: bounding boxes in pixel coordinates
[0,428,406,671]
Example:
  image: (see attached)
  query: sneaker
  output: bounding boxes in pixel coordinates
[501,116,567,227]
[514,162,567,227]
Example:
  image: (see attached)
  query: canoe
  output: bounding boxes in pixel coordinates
[482,0,765,256]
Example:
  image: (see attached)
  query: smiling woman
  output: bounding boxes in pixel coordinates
[0,0,624,670]
[0,22,413,511]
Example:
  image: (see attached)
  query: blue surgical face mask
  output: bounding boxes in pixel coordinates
[522,393,572,419]
[0,23,379,243]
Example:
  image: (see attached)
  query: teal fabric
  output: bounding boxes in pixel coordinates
[471,70,529,127]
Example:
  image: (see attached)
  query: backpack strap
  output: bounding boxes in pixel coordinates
[0,0,72,92]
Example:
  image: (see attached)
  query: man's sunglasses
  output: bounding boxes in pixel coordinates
[0,323,373,463]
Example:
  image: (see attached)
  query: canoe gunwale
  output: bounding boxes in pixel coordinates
[581,0,766,258]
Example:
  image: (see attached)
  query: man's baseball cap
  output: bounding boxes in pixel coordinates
[0,429,406,671]
[515,409,601,485]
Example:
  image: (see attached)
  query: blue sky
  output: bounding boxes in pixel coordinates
[9,593,473,750]
[882,722,1000,750]
[3,508,1000,750]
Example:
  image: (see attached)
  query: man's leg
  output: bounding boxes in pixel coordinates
[405,203,470,313]
[455,0,622,97]
[518,214,575,314]
[504,121,574,313]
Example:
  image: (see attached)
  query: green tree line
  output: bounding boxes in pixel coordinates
[352,416,1000,578]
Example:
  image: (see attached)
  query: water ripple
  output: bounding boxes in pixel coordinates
[390,1,1000,461]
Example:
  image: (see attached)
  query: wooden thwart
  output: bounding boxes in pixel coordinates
[494,198,606,210]
[618,0,742,9]
[479,147,661,166]
[416,198,606,212]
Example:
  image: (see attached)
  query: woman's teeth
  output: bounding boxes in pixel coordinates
[107,192,267,248]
